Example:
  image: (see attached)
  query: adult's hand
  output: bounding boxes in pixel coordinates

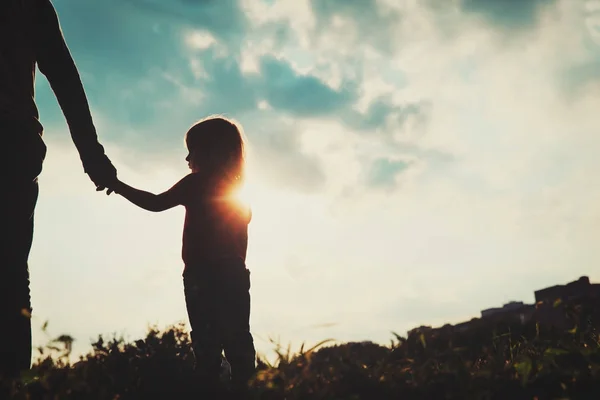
[83,154,117,194]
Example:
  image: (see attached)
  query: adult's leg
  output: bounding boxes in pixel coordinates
[0,179,39,379]
[220,264,256,392]
[0,123,45,383]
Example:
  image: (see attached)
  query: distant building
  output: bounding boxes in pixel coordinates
[534,276,600,329]
[534,276,600,303]
[404,276,599,337]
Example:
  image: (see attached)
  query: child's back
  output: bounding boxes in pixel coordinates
[181,172,251,270]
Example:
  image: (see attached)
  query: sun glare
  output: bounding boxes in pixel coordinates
[233,180,253,208]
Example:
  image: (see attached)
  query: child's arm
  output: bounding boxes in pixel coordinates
[112,175,192,212]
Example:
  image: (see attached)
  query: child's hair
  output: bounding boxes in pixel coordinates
[185,115,246,185]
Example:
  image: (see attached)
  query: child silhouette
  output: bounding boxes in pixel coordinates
[109,116,256,394]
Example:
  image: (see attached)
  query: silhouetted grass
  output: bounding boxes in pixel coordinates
[3,297,600,399]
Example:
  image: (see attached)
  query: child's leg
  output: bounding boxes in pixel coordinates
[183,273,223,386]
[219,264,256,390]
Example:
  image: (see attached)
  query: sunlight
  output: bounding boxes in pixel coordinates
[231,179,253,209]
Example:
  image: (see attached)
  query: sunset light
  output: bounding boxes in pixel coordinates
[3,0,600,397]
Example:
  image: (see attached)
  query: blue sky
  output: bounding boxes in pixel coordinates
[29,0,600,361]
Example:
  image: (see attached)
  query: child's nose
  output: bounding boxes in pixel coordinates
[185,154,190,161]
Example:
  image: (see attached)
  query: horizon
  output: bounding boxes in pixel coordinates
[27,0,600,363]
[32,273,598,365]
[37,274,600,353]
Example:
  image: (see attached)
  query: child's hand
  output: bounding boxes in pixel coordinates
[104,177,121,196]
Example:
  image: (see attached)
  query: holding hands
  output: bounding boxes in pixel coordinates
[82,153,117,194]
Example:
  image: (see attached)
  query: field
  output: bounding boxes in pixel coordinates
[3,297,599,399]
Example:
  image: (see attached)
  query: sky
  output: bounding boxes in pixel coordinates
[28,0,600,362]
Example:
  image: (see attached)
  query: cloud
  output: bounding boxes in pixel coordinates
[39,1,427,195]
[29,0,600,360]
[257,56,356,117]
[247,115,327,193]
[366,158,413,189]
[121,0,249,44]
[309,0,402,55]
[459,0,555,30]
[346,96,431,144]
[55,0,180,75]
[42,0,600,201]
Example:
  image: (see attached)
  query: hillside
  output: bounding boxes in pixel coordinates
[2,296,599,400]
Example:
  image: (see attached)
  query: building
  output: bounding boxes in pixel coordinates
[534,276,600,329]
[534,276,600,303]
[405,276,599,337]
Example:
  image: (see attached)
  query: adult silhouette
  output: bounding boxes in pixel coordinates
[0,0,116,379]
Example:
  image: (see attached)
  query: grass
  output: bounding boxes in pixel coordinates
[2,297,600,399]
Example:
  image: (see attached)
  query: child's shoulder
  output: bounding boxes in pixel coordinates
[183,172,212,186]
[181,172,225,196]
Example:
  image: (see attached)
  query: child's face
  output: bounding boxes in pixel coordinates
[185,150,200,173]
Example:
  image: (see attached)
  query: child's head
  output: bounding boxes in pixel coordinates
[184,115,245,183]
